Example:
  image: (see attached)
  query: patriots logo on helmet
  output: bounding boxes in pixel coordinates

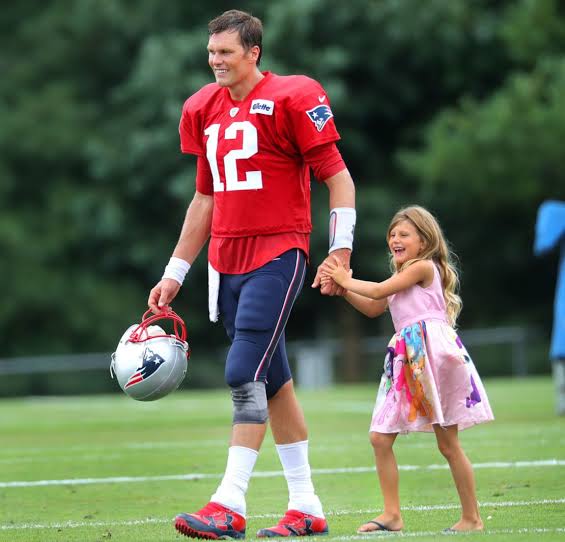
[125,348,166,388]
[306,104,334,132]
[111,308,189,401]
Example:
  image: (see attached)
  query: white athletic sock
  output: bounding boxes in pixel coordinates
[210,445,258,517]
[276,440,324,518]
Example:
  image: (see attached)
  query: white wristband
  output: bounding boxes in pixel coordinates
[329,207,356,253]
[162,257,191,286]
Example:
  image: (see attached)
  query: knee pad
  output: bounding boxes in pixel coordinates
[231,381,268,425]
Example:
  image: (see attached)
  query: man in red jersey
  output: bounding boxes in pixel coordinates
[148,9,355,539]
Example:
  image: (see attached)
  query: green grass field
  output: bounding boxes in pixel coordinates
[1,376,564,542]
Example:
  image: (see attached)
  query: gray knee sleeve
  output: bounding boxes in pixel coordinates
[231,381,268,424]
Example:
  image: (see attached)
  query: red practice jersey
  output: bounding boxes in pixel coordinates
[179,71,341,271]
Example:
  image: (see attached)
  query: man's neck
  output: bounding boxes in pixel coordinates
[228,69,265,101]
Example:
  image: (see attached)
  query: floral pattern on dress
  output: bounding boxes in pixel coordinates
[373,321,487,432]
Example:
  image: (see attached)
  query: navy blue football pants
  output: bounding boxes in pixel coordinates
[218,248,307,399]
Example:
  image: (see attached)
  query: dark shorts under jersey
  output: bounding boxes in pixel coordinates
[218,248,307,399]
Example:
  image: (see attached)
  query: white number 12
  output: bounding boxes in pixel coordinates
[204,121,263,192]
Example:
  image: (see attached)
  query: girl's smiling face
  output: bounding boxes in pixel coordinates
[388,219,425,266]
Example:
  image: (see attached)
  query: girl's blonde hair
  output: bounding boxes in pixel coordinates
[387,205,462,327]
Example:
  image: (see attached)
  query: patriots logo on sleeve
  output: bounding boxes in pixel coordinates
[306,104,334,132]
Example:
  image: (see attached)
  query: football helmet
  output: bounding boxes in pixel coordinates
[110,308,190,401]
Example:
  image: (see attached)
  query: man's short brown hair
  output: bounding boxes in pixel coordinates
[208,9,263,65]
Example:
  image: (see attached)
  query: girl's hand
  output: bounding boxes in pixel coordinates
[325,255,350,286]
[320,270,349,296]
[320,260,348,294]
[312,249,351,296]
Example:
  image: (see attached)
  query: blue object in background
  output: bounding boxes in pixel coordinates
[534,200,565,361]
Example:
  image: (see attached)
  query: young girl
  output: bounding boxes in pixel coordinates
[322,205,494,533]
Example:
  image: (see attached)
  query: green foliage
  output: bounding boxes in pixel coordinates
[400,58,565,205]
[264,0,517,340]
[0,0,561,359]
[501,0,565,64]
[398,56,565,324]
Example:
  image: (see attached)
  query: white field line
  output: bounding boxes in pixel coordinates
[340,528,565,539]
[1,500,564,532]
[1,459,564,489]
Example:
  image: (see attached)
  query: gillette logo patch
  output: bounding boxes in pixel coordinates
[250,99,274,115]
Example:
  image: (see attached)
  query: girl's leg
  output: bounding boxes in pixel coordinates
[357,432,403,532]
[433,424,483,531]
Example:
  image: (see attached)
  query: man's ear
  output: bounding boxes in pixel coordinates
[249,45,260,62]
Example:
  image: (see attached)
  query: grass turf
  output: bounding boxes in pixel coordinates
[0,376,564,541]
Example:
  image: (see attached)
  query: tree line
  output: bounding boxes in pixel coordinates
[1,0,563,363]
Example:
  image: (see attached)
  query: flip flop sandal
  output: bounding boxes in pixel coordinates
[357,520,393,533]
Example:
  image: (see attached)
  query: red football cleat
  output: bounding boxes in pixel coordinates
[174,502,246,539]
[256,510,329,537]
